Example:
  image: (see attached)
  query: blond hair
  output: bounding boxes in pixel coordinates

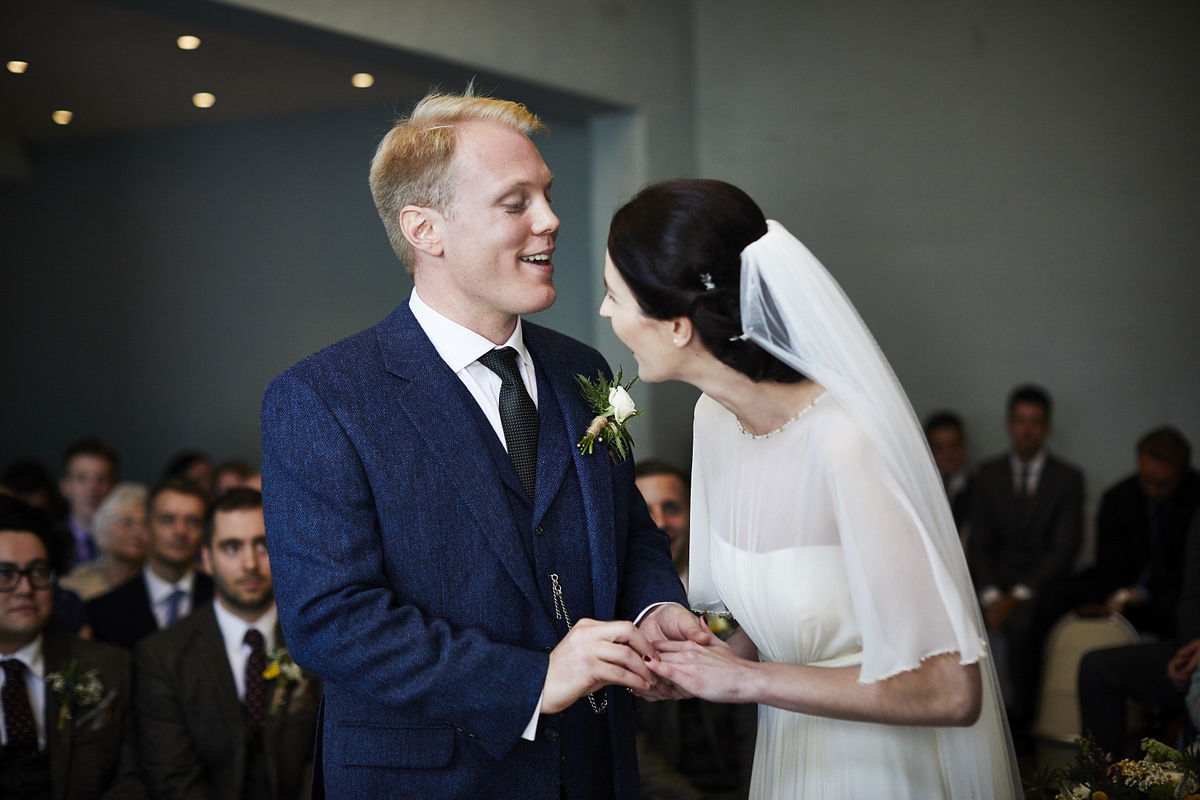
[369,88,546,273]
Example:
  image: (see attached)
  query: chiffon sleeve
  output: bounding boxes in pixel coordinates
[818,409,985,684]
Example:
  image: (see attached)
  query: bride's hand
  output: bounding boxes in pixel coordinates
[647,635,756,704]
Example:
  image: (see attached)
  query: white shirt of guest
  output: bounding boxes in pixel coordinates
[0,635,46,749]
[408,288,539,450]
[213,599,279,702]
[1009,450,1047,496]
[144,564,197,629]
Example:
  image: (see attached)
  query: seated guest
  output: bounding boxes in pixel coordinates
[924,410,973,538]
[635,459,691,588]
[87,479,212,650]
[1078,430,1200,757]
[0,497,146,800]
[1079,427,1200,635]
[58,439,118,570]
[61,484,149,602]
[634,460,755,800]
[213,460,257,496]
[160,452,213,494]
[135,488,320,799]
[967,384,1084,750]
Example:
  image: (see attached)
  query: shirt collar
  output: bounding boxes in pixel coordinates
[1010,449,1047,475]
[212,598,278,652]
[4,633,44,681]
[143,563,195,605]
[409,288,531,374]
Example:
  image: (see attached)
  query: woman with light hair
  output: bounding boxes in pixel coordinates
[60,482,148,600]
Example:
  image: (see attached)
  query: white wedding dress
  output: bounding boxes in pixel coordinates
[691,391,1019,799]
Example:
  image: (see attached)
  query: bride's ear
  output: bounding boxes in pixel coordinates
[670,317,695,348]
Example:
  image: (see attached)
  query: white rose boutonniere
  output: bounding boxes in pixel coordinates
[576,367,645,462]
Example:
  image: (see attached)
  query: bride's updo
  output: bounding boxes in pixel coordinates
[607,179,804,383]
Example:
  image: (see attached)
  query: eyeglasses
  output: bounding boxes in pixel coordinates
[0,565,56,591]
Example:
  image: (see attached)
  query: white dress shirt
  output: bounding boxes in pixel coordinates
[409,288,539,449]
[0,635,46,749]
[212,599,279,701]
[144,564,197,629]
[1009,450,1047,496]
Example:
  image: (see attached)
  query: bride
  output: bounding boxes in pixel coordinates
[600,179,1020,798]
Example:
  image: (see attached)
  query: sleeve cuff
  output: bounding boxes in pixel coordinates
[634,601,684,626]
[979,586,1003,607]
[520,690,543,741]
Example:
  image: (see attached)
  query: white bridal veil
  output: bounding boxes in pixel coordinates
[687,220,1021,798]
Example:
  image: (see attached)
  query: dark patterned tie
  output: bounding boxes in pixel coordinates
[2,659,38,756]
[478,347,539,500]
[243,629,267,735]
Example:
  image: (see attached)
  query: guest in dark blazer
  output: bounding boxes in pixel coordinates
[967,384,1085,747]
[0,497,146,800]
[136,489,320,800]
[88,479,211,650]
[924,411,974,540]
[1077,429,1200,756]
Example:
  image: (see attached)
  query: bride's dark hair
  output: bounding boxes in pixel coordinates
[607,179,805,384]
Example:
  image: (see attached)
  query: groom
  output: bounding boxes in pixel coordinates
[260,91,699,800]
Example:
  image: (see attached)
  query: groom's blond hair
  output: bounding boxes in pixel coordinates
[369,87,546,274]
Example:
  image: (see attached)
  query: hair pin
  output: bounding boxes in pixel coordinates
[699,273,716,291]
[729,333,750,342]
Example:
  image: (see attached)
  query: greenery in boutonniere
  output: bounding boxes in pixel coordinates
[262,647,305,715]
[576,367,644,462]
[46,660,105,730]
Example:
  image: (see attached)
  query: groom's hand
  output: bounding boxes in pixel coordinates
[541,619,659,715]
[635,604,714,700]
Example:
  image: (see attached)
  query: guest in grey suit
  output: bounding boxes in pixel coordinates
[135,488,320,800]
[967,384,1084,750]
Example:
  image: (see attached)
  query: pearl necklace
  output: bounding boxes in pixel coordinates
[736,392,826,440]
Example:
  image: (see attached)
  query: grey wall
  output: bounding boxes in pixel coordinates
[694,0,1200,494]
[0,105,594,481]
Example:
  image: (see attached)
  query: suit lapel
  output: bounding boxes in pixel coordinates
[43,630,71,800]
[527,328,618,620]
[194,607,247,755]
[375,305,541,612]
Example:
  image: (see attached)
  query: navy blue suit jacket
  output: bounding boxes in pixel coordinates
[260,302,685,799]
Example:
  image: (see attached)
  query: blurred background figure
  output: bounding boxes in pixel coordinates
[635,459,690,588]
[633,458,755,800]
[60,483,149,602]
[968,384,1085,754]
[1,460,66,521]
[161,451,214,495]
[924,410,973,541]
[212,460,261,496]
[1077,428,1200,757]
[57,438,118,570]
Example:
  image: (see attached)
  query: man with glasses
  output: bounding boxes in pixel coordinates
[0,495,146,799]
[88,478,213,650]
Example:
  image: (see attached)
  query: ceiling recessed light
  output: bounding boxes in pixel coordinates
[177,35,201,50]
[192,92,215,108]
[351,72,374,88]
[7,61,28,74]
[52,110,73,125]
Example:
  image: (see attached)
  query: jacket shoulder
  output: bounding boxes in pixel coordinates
[136,604,212,660]
[45,628,131,674]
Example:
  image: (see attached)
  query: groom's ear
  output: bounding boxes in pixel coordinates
[399,205,444,258]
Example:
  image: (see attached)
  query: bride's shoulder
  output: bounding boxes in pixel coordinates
[809,396,875,455]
